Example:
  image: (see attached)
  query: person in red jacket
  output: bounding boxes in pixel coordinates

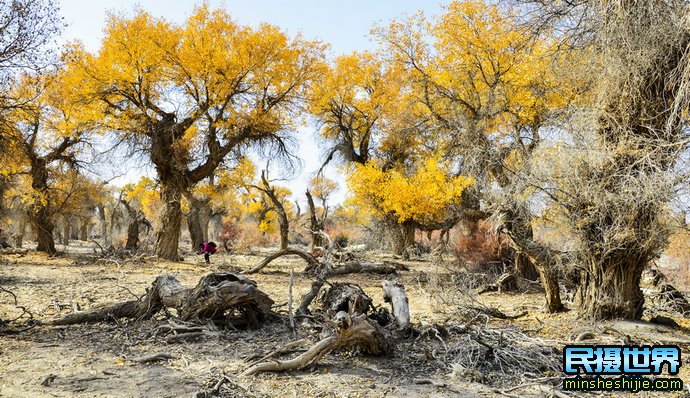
[198,241,217,264]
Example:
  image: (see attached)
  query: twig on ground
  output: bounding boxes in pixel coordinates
[0,285,35,334]
[165,331,205,343]
[130,352,175,364]
[247,338,310,366]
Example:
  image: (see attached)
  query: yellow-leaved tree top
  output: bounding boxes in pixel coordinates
[347,155,473,225]
[69,4,325,259]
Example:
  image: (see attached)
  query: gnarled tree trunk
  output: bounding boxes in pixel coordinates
[306,189,324,249]
[575,254,646,319]
[97,204,109,247]
[390,220,415,258]
[32,206,55,254]
[501,223,564,313]
[79,218,89,241]
[186,196,212,251]
[155,184,183,260]
[258,171,289,251]
[515,252,539,281]
[125,215,139,250]
[28,158,56,254]
[14,214,26,248]
[61,219,70,246]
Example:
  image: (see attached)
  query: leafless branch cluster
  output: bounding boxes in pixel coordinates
[0,285,35,334]
[443,323,561,388]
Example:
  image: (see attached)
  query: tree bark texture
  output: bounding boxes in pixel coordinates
[97,205,109,247]
[259,171,289,251]
[382,280,410,329]
[61,219,70,246]
[389,219,415,257]
[79,218,89,241]
[575,256,645,319]
[154,184,183,260]
[14,214,26,248]
[28,158,56,254]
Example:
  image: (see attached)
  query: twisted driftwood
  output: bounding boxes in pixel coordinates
[242,312,391,376]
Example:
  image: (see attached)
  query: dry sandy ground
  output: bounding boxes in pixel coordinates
[1,242,689,397]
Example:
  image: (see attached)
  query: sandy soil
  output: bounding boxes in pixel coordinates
[1,242,688,397]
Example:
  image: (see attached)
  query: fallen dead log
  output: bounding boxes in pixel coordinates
[246,248,320,274]
[246,338,310,365]
[328,262,398,276]
[242,312,392,376]
[382,280,410,329]
[46,273,274,328]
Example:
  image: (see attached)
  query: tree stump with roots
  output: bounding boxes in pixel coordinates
[242,280,411,376]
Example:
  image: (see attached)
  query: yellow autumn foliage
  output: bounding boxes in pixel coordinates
[348,156,473,225]
[122,177,160,220]
[71,4,326,151]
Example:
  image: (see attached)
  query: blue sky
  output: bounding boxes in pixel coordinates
[58,0,447,204]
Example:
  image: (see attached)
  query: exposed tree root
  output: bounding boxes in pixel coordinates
[0,285,35,334]
[246,338,310,365]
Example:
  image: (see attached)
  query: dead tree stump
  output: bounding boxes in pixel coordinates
[47,273,274,328]
[318,283,373,316]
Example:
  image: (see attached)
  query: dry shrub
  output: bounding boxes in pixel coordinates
[412,270,561,387]
[423,270,493,321]
[326,223,363,248]
[112,236,127,249]
[444,325,561,387]
[219,220,241,251]
[233,220,270,251]
[452,221,512,273]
